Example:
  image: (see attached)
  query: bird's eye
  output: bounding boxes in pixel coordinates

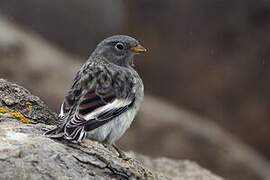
[115,42,124,50]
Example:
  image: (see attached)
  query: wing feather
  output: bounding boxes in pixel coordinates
[48,63,136,142]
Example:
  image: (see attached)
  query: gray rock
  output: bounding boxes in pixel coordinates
[0,79,57,125]
[0,80,224,180]
[0,14,268,180]
[130,153,224,180]
[0,119,154,180]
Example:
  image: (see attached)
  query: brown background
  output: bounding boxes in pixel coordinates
[0,0,270,179]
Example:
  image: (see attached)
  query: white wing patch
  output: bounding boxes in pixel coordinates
[59,103,65,118]
[83,99,131,121]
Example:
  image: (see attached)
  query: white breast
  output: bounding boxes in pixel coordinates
[86,81,144,144]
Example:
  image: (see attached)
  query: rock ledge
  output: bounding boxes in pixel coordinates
[0,79,223,180]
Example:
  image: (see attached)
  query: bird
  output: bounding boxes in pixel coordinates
[45,35,146,158]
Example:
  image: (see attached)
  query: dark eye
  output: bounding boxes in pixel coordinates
[115,42,124,50]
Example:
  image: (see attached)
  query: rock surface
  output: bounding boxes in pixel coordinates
[130,153,224,180]
[0,15,270,180]
[0,79,224,180]
[0,79,57,125]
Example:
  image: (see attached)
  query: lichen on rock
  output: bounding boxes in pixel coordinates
[0,106,31,124]
[0,79,224,180]
[0,79,57,125]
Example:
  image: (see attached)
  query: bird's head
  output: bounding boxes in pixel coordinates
[93,35,147,67]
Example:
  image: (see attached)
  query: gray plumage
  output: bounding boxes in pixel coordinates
[45,35,145,145]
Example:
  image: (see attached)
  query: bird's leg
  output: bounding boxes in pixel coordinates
[112,144,129,160]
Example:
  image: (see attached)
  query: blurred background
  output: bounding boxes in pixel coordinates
[0,0,270,179]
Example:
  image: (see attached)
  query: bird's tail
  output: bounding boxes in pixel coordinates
[44,125,65,140]
[44,124,86,143]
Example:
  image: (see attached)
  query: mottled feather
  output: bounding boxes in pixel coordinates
[45,35,144,144]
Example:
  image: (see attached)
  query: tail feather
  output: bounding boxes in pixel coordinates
[65,126,86,143]
[44,126,65,139]
[45,125,86,143]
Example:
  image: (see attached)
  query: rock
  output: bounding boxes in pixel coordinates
[0,15,268,180]
[0,119,154,180]
[0,80,224,180]
[130,153,224,180]
[0,79,57,125]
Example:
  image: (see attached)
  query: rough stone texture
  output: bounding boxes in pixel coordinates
[0,80,224,180]
[0,15,269,180]
[0,119,155,180]
[2,0,270,163]
[130,153,224,180]
[0,79,57,125]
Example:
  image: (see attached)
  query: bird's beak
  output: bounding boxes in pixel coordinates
[130,44,147,54]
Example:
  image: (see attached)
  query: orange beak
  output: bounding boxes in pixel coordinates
[130,44,147,54]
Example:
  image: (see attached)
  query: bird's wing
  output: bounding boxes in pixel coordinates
[59,71,82,119]
[62,65,135,142]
